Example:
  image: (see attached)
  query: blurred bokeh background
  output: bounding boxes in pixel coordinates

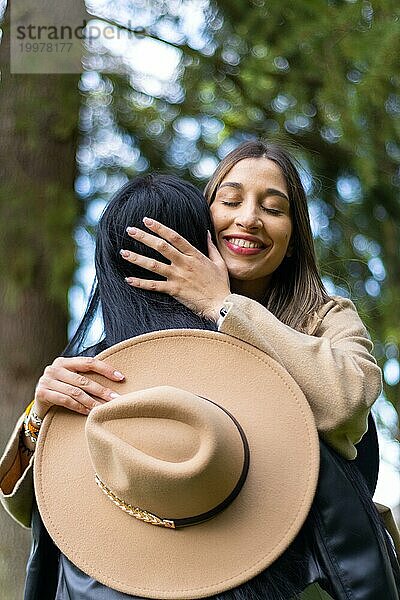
[1,0,399,597]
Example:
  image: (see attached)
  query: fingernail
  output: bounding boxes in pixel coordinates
[114,370,125,380]
[143,217,153,226]
[120,249,130,258]
[127,227,137,234]
[110,392,120,399]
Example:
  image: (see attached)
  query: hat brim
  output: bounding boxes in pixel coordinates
[34,329,319,599]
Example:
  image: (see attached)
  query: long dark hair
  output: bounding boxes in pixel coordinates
[63,173,217,357]
[205,139,332,333]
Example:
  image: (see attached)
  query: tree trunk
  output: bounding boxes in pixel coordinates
[0,6,81,596]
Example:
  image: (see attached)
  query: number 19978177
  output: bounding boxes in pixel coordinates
[19,43,73,53]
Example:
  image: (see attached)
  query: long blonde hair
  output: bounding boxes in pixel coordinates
[205,139,333,333]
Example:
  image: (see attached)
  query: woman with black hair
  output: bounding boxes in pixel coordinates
[1,143,399,599]
[0,173,221,598]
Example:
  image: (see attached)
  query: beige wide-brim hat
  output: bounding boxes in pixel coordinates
[34,329,319,599]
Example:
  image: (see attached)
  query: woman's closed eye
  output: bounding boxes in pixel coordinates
[262,208,283,215]
[220,201,282,215]
[220,201,241,207]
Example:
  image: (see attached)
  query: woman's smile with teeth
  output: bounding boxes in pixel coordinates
[223,237,268,256]
[226,237,264,249]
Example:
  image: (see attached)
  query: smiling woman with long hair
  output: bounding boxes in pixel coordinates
[1,142,398,600]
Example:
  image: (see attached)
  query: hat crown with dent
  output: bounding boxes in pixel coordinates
[86,385,248,525]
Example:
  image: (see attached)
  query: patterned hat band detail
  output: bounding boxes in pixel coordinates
[95,475,176,528]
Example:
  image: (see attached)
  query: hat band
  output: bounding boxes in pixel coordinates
[95,397,250,529]
[95,475,176,528]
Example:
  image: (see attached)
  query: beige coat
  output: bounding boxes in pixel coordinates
[218,294,383,460]
[0,293,383,531]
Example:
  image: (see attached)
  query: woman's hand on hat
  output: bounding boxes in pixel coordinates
[32,357,125,418]
[121,218,231,321]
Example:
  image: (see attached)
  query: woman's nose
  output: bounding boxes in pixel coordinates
[234,207,262,229]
